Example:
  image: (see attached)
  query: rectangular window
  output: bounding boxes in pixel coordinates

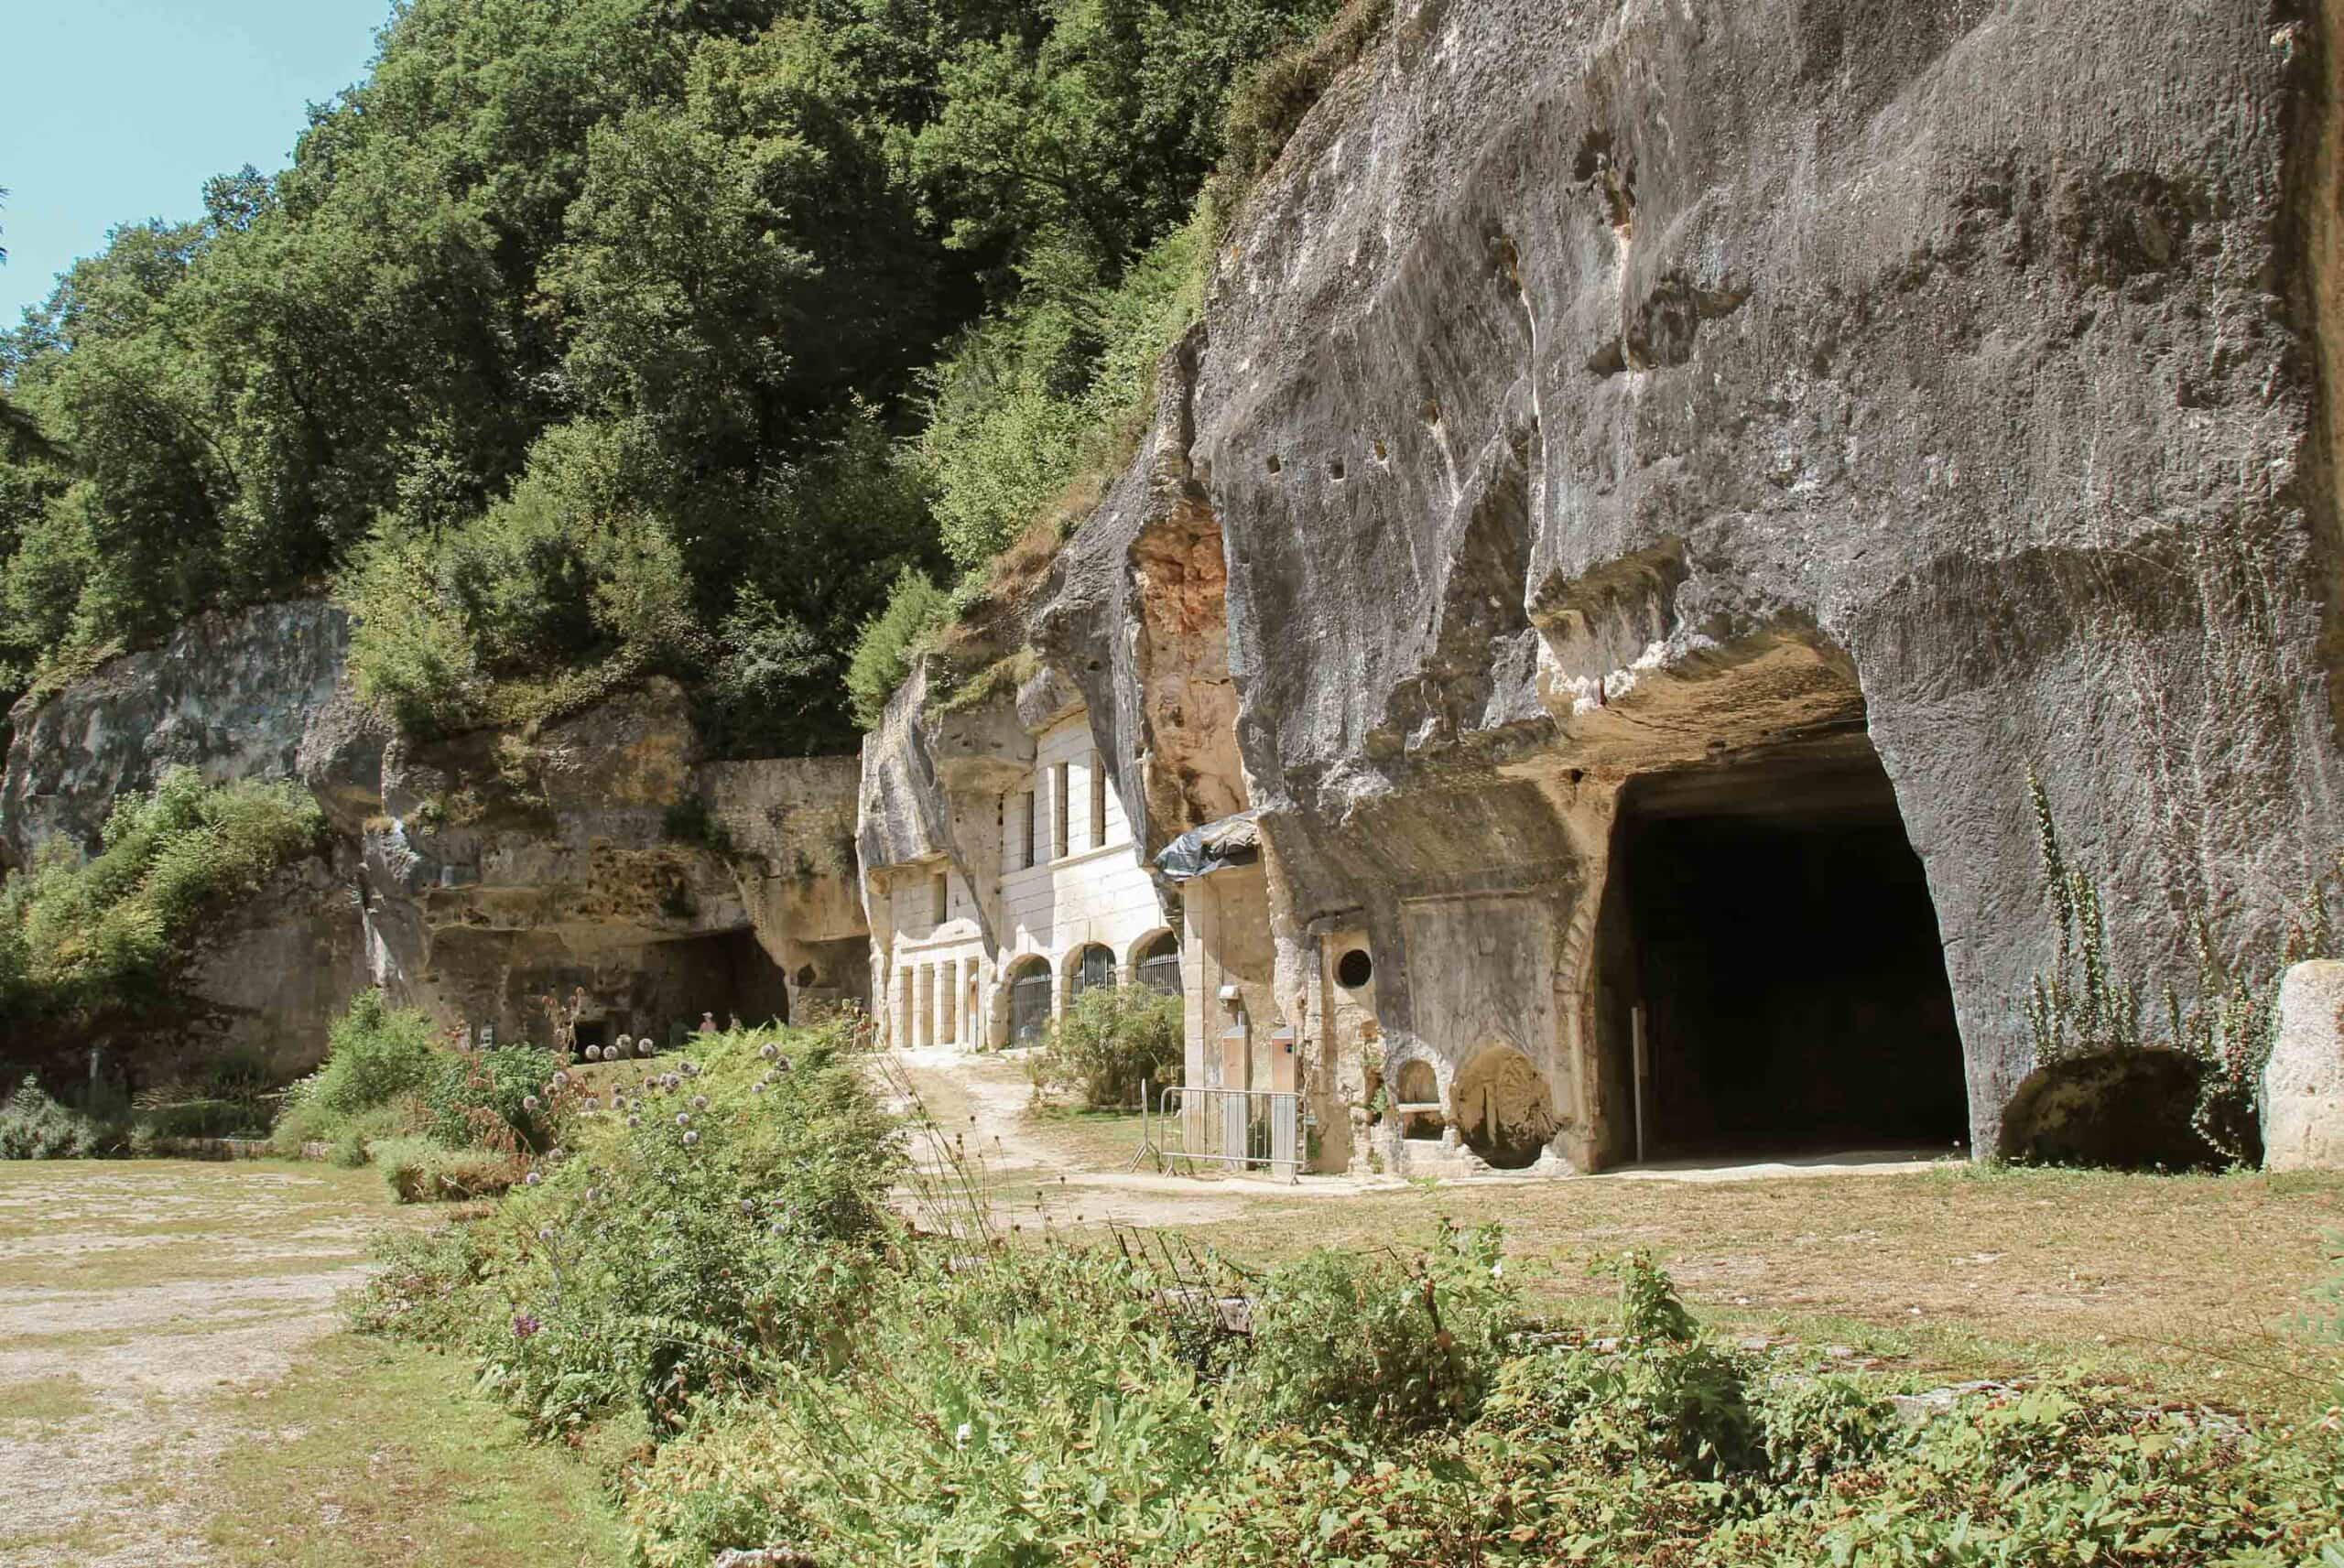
[931,872,949,924]
[1052,762,1070,859]
[1022,790,1038,871]
[1090,752,1109,849]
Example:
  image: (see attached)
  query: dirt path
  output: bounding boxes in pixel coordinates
[886,1045,1959,1228]
[0,1161,398,1567]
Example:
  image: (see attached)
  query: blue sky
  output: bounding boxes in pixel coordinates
[0,0,393,327]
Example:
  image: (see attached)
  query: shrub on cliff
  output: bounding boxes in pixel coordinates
[844,568,949,728]
[0,767,323,1056]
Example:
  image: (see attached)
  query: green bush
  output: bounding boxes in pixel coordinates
[372,1136,526,1204]
[353,1020,901,1436]
[1029,983,1183,1108]
[0,1076,116,1159]
[844,568,949,728]
[1481,1249,1763,1483]
[1238,1217,1515,1434]
[310,989,441,1118]
[422,1044,563,1152]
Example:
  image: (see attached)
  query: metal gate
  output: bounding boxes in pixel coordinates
[1144,1086,1299,1182]
[1010,970,1052,1043]
[1071,944,1115,998]
[1135,947,1181,997]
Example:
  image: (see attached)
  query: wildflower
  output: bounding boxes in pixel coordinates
[552,1071,570,1088]
[523,1094,540,1112]
[524,1171,541,1186]
[690,1095,708,1110]
[585,1186,602,1203]
[760,1043,779,1062]
[750,1083,765,1096]
[683,1130,700,1147]
[537,1225,555,1241]
[512,1313,540,1339]
[677,1113,691,1128]
[955,1422,971,1448]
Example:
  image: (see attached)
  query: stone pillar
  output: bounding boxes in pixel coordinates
[2265,960,2344,1171]
[939,959,957,1047]
[913,966,931,1049]
[896,968,913,1050]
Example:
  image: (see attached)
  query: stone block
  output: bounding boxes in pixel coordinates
[2263,961,2344,1172]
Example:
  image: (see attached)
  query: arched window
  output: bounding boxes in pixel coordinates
[1069,943,1116,1000]
[1133,930,1180,997]
[1008,956,1053,1044]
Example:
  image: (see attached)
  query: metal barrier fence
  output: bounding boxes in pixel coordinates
[1134,1084,1300,1183]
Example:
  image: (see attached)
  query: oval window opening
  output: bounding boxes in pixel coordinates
[1336,948,1373,989]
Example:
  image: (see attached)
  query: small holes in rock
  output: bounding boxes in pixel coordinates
[1418,398,1440,425]
[1328,457,1346,481]
[1373,438,1389,462]
[1265,453,1283,474]
[1336,947,1373,989]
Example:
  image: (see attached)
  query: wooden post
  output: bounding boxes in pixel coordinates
[1632,1003,1649,1165]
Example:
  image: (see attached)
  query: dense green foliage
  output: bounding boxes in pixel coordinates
[0,0,1353,752]
[0,1076,117,1158]
[273,988,563,1191]
[350,1021,900,1421]
[0,766,323,1065]
[357,1040,2344,1566]
[1028,980,1182,1107]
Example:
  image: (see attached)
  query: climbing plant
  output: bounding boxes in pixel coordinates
[2022,771,2340,1162]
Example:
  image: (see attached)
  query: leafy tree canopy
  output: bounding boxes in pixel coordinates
[0,0,1347,752]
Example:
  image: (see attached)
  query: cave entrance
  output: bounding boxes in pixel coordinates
[1595,730,1969,1165]
[646,928,794,1037]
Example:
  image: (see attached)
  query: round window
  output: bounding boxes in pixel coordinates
[1335,947,1373,989]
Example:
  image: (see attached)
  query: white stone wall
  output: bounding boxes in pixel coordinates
[881,864,988,1048]
[994,717,1168,1035]
[874,710,1171,1050]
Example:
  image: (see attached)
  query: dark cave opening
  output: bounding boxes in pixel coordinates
[1596,732,1970,1164]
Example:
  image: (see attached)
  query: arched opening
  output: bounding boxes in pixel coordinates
[1594,730,1969,1162]
[1069,942,1117,1000]
[1336,947,1373,989]
[1132,930,1181,996]
[1452,1045,1557,1169]
[1997,1049,2235,1170]
[1393,1058,1443,1141]
[1007,956,1053,1044]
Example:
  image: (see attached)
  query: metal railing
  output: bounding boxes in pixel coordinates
[1134,1084,1300,1183]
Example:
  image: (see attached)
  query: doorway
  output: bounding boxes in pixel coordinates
[1595,731,1969,1162]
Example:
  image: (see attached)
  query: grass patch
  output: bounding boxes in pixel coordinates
[0,1372,94,1426]
[201,1332,624,1567]
[1145,1162,2344,1414]
[1025,1102,1150,1171]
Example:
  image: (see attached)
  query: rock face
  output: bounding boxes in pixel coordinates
[4,601,870,1078]
[2,601,366,1078]
[864,0,2344,1173]
[2266,960,2344,1172]
[2,600,351,863]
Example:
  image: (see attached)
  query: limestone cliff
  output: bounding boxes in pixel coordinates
[3,601,869,1077]
[863,0,2344,1172]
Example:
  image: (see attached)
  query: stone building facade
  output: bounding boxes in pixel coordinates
[863,686,1175,1052]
